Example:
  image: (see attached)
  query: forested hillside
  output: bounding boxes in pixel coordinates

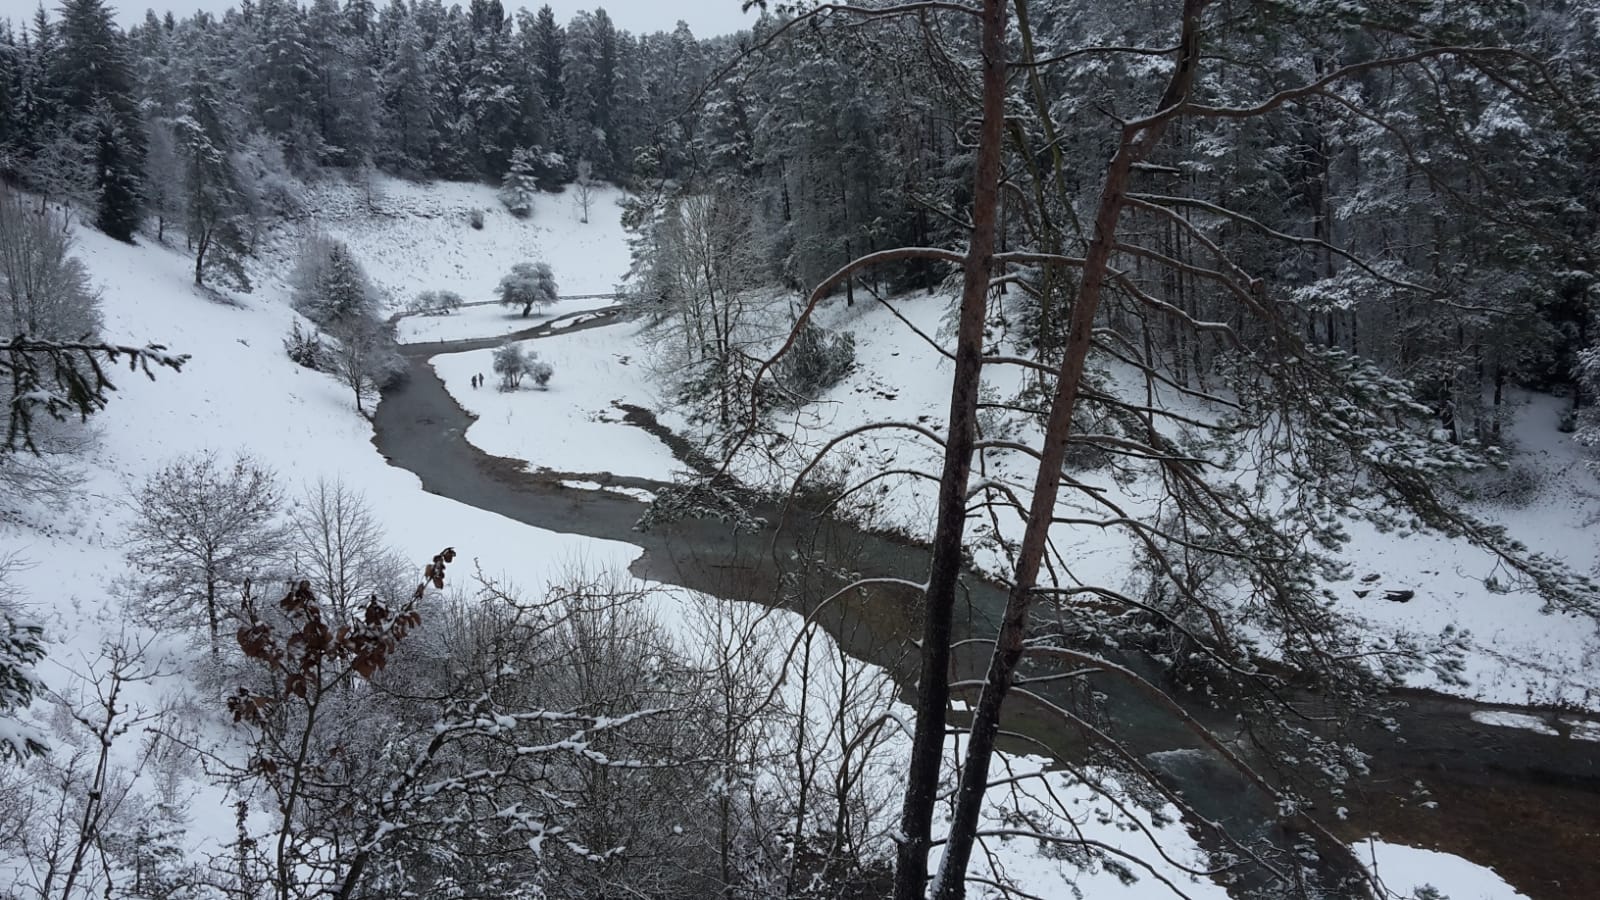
[2,0,1595,435]
[3,1,1600,899]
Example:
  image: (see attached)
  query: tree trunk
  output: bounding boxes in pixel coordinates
[891,2,1008,898]
[931,4,1205,895]
[194,228,211,287]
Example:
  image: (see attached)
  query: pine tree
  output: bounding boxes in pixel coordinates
[174,70,252,288]
[532,4,563,115]
[252,0,318,161]
[295,239,378,330]
[497,146,543,216]
[462,3,521,175]
[39,0,144,237]
[0,23,19,170]
[306,0,376,166]
[561,9,619,177]
[377,11,436,172]
[89,98,140,241]
[52,0,138,116]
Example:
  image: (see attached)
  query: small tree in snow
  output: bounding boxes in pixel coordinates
[291,235,380,332]
[285,478,409,619]
[0,190,103,344]
[327,317,404,419]
[283,320,327,370]
[573,159,597,224]
[491,342,554,391]
[497,261,558,318]
[498,147,542,218]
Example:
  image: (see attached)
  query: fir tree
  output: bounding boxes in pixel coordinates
[89,98,141,241]
[174,70,252,288]
[53,0,132,117]
[531,4,564,130]
[377,11,436,172]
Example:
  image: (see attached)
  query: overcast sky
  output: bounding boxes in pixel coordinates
[0,1,759,38]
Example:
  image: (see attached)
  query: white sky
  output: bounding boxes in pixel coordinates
[0,1,758,38]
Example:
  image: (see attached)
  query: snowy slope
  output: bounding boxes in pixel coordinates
[276,176,634,306]
[0,198,646,882]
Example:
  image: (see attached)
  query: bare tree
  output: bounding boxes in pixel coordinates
[284,478,406,619]
[0,191,183,453]
[325,317,402,418]
[0,192,182,459]
[6,636,177,900]
[574,159,597,224]
[0,190,102,341]
[126,452,284,649]
[223,553,714,900]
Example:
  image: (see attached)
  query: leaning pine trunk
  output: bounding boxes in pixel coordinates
[891,1,1010,898]
[930,3,1206,896]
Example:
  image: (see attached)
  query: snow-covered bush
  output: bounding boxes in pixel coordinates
[492,341,554,390]
[467,207,484,230]
[775,321,855,406]
[283,319,327,370]
[497,261,558,318]
[407,289,463,317]
[528,356,553,388]
[0,189,103,343]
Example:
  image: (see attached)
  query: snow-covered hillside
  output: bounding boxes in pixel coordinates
[271,177,635,305]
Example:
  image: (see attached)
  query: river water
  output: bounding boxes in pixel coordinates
[373,309,1600,899]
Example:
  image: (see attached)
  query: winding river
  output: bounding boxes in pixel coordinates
[373,308,1600,899]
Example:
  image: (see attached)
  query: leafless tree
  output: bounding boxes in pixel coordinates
[283,478,406,619]
[4,635,179,900]
[126,452,285,649]
[574,159,597,224]
[325,317,403,418]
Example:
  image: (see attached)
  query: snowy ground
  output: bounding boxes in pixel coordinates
[0,179,1536,898]
[429,317,682,483]
[396,297,618,343]
[278,175,633,303]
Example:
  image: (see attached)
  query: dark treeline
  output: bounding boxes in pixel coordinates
[1,0,1598,435]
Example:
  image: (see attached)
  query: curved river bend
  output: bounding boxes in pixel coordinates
[373,309,1600,899]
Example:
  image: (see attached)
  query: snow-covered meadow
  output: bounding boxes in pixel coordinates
[0,176,1547,897]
